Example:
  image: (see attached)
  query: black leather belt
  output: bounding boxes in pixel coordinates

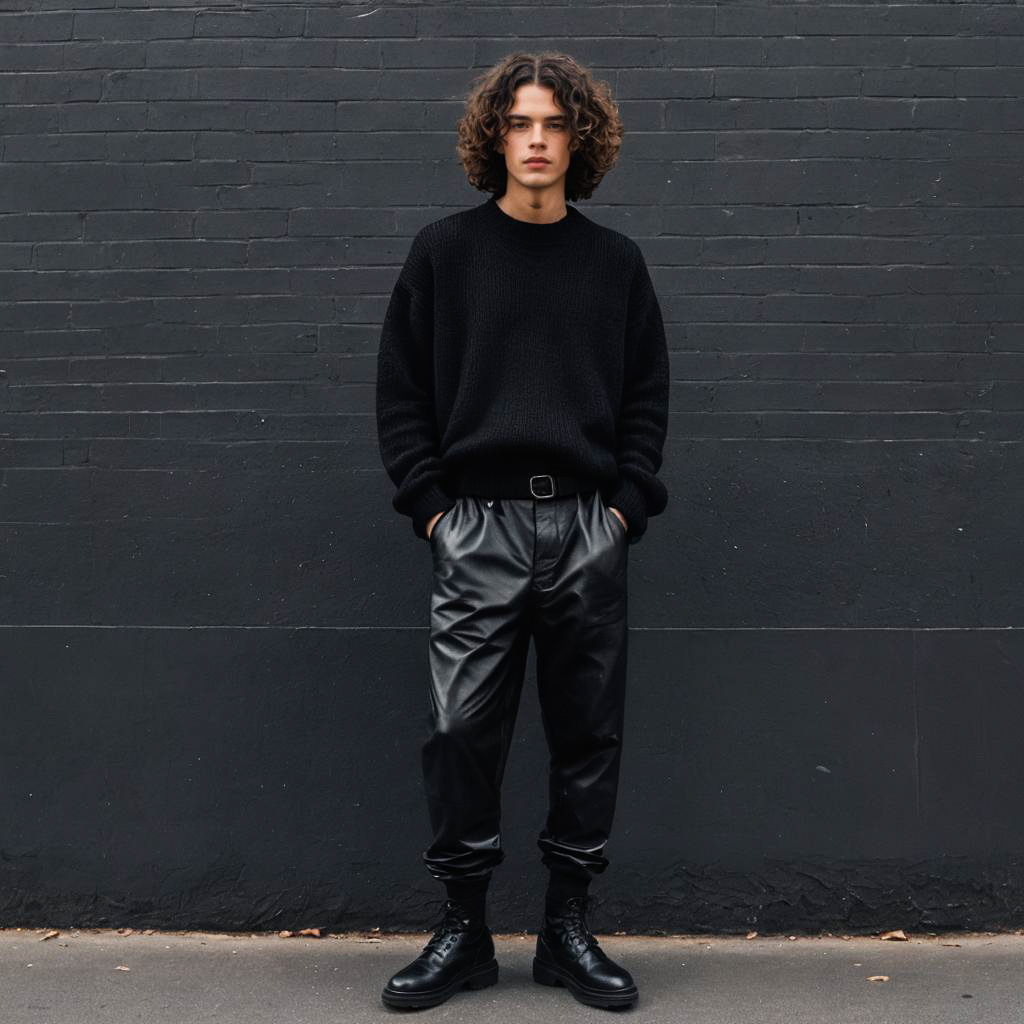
[450,472,597,500]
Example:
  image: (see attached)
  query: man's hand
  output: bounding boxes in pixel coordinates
[608,505,628,532]
[426,509,446,539]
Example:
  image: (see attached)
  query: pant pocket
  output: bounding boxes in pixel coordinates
[596,491,627,538]
[430,498,460,547]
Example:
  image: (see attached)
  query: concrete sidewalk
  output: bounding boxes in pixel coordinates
[2,927,1022,1022]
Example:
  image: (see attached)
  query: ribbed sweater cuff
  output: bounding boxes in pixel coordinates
[607,477,649,545]
[409,485,457,541]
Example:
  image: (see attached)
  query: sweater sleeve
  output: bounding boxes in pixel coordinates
[606,247,670,545]
[375,230,456,540]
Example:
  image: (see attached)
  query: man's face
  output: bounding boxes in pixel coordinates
[494,83,574,197]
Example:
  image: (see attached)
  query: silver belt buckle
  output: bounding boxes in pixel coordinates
[529,474,555,499]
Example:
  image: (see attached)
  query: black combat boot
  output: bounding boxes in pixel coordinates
[533,893,638,1008]
[381,897,498,1009]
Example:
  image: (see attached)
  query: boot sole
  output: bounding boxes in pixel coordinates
[381,957,498,1009]
[533,955,638,1008]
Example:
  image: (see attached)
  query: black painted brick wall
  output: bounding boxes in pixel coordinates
[1,2,1023,935]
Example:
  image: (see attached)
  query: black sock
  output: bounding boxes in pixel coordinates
[444,876,489,926]
[545,863,591,905]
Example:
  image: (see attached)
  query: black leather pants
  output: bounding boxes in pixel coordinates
[421,487,629,885]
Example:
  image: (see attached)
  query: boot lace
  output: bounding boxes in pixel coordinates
[549,893,605,954]
[421,897,478,957]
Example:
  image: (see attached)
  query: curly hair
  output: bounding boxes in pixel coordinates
[455,52,624,202]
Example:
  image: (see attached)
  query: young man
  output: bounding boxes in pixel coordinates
[375,52,669,1010]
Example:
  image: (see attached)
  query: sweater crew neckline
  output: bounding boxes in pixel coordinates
[480,193,582,248]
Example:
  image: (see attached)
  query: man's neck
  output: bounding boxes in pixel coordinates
[496,186,568,225]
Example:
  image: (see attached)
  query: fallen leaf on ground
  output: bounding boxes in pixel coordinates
[114,965,131,971]
[298,928,321,937]
[745,931,758,939]
[867,975,889,982]
[879,929,908,941]
[39,930,59,941]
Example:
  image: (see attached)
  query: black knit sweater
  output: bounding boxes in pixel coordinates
[375,193,670,544]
